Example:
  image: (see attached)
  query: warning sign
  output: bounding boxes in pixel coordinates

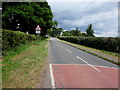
[35,25,41,31]
[35,25,41,34]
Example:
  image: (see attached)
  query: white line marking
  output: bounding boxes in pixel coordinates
[90,65,119,69]
[76,56,101,72]
[58,44,64,48]
[50,64,119,69]
[65,49,72,53]
[61,45,64,48]
[49,64,55,88]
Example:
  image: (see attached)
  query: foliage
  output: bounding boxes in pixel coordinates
[62,28,87,37]
[47,27,63,37]
[2,2,53,36]
[86,24,95,37]
[2,29,37,54]
[47,21,63,37]
[62,31,73,36]
[58,36,120,53]
[52,21,58,28]
[70,28,80,36]
[61,25,95,37]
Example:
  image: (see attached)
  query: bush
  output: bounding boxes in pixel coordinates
[2,29,37,54]
[58,36,119,53]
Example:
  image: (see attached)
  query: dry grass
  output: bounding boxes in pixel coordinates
[2,39,49,88]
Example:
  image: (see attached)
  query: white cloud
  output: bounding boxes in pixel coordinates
[95,23,104,27]
[48,1,118,37]
[95,30,118,37]
[62,7,117,27]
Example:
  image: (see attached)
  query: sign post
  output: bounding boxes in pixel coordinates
[35,25,41,40]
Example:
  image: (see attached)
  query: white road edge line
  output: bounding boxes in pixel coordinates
[49,64,55,88]
[51,64,118,69]
[76,56,101,72]
[92,65,119,69]
[65,49,72,53]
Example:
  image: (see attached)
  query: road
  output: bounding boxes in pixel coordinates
[48,37,119,88]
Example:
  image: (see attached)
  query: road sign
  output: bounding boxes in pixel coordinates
[36,30,41,34]
[35,25,41,34]
[35,25,41,31]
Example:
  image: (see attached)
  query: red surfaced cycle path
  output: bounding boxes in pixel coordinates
[50,64,119,88]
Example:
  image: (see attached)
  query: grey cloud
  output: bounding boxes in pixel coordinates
[49,1,118,37]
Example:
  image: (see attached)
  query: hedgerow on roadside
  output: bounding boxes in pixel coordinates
[2,29,37,54]
[58,36,120,53]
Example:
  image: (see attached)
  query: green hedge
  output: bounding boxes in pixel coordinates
[2,30,37,54]
[58,36,120,53]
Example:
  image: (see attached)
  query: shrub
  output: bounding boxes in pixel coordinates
[2,29,37,54]
[58,36,119,53]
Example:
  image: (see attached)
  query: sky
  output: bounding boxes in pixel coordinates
[47,0,119,37]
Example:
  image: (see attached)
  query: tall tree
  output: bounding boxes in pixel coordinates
[62,31,72,36]
[48,27,63,37]
[70,27,81,36]
[52,21,58,28]
[86,24,94,37]
[2,2,53,36]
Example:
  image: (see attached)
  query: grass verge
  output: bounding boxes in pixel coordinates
[58,39,120,66]
[2,38,49,88]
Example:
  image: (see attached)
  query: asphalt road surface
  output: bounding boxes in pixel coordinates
[48,37,119,89]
